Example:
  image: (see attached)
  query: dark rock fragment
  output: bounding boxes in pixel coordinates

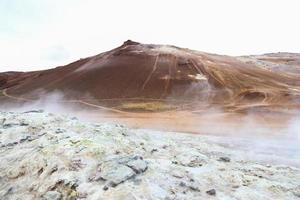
[206,189,216,196]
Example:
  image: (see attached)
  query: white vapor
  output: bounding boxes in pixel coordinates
[1,0,300,71]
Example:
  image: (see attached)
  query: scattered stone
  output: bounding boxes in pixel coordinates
[179,182,186,187]
[38,132,47,137]
[37,168,44,176]
[171,169,185,178]
[55,129,65,134]
[151,148,158,154]
[6,143,14,147]
[43,191,62,200]
[19,136,31,143]
[3,187,13,196]
[49,166,58,174]
[69,159,84,171]
[126,158,148,174]
[23,109,44,114]
[188,183,200,192]
[98,156,148,188]
[292,187,300,197]
[3,123,18,129]
[206,189,216,196]
[218,157,231,162]
[179,178,201,192]
[101,165,135,187]
[20,122,29,126]
[0,118,6,125]
[103,185,109,191]
[70,139,80,144]
[175,152,207,167]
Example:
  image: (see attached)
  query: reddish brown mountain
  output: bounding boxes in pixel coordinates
[1,40,300,112]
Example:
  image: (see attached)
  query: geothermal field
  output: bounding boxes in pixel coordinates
[1,41,300,199]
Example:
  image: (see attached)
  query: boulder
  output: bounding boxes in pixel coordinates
[101,165,135,187]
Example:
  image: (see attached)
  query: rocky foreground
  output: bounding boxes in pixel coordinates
[0,111,299,200]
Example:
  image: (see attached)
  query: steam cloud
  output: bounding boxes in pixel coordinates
[0,89,300,167]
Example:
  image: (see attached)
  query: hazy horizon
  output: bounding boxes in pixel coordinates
[1,0,300,72]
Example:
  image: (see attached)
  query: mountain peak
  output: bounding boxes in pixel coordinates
[122,40,140,46]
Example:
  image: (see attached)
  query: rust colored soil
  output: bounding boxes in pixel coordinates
[1,41,300,115]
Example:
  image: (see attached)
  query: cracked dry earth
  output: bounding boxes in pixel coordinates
[0,111,300,200]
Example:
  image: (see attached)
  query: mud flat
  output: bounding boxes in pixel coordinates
[0,111,299,199]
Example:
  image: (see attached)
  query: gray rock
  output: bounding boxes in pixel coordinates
[218,157,231,162]
[19,136,31,143]
[188,182,200,192]
[55,129,65,134]
[6,143,14,147]
[293,186,300,197]
[179,182,186,187]
[20,122,29,126]
[0,118,6,125]
[175,152,207,167]
[126,158,148,174]
[206,189,216,196]
[101,165,135,187]
[99,156,148,188]
[103,185,109,191]
[3,187,13,196]
[150,148,158,154]
[179,179,201,192]
[43,191,62,200]
[23,109,44,114]
[3,123,18,129]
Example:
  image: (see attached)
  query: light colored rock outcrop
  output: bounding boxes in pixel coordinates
[0,111,299,199]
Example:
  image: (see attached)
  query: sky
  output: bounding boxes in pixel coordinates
[0,0,300,72]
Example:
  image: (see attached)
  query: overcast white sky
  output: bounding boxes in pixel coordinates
[1,0,300,72]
